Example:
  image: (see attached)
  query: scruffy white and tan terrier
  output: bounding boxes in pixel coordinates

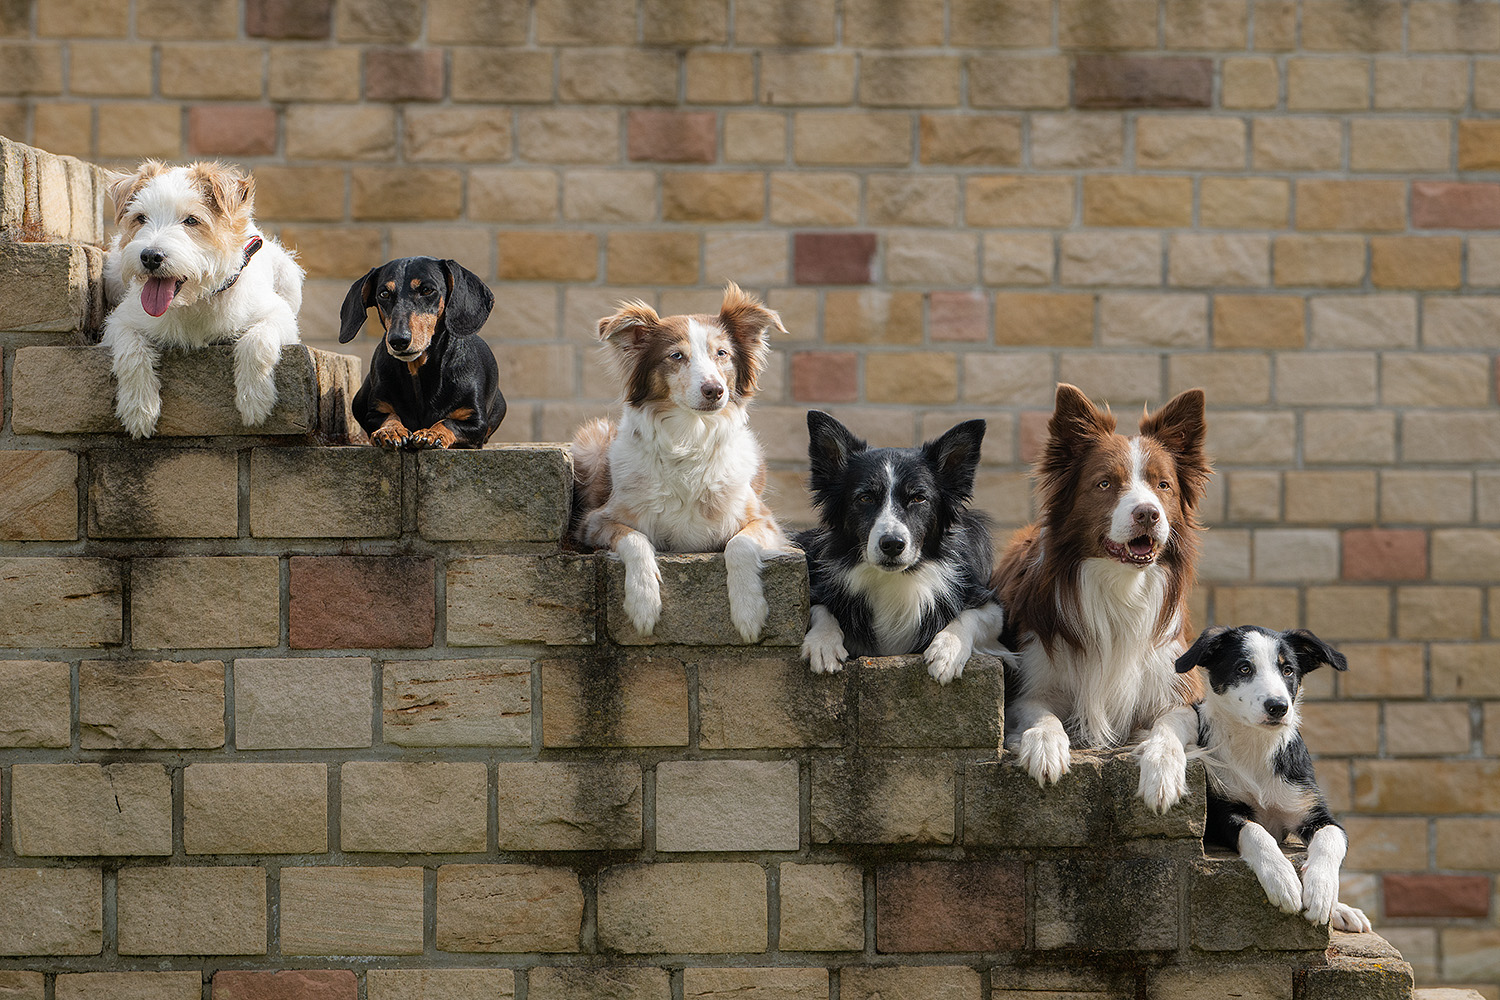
[102,160,304,438]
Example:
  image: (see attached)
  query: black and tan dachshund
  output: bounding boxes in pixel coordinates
[339,257,506,449]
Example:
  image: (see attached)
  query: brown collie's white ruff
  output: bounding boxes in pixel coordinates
[572,283,791,642]
[993,384,1211,812]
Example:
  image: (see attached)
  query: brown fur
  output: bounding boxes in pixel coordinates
[570,416,618,521]
[410,422,458,449]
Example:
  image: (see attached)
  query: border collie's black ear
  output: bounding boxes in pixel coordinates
[806,410,866,482]
[1283,628,1348,672]
[440,259,494,337]
[922,419,986,500]
[339,266,380,343]
[1175,625,1231,673]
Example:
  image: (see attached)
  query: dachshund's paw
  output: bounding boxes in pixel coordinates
[407,427,453,450]
[372,424,410,450]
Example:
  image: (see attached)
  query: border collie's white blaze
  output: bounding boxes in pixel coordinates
[1176,625,1372,933]
[571,283,790,642]
[994,384,1210,812]
[797,412,1004,685]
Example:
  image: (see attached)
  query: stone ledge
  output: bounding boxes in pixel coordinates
[11,344,361,442]
[0,242,105,333]
[605,551,809,646]
[0,137,109,245]
[1297,931,1415,1000]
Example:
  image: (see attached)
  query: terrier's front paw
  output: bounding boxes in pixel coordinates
[236,383,278,427]
[1136,739,1188,814]
[117,401,160,440]
[802,629,848,674]
[1017,725,1071,786]
[623,563,662,637]
[1256,854,1304,915]
[1300,866,1340,926]
[1331,902,1371,933]
[923,631,965,684]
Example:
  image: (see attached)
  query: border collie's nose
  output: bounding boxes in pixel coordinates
[879,534,906,557]
[1132,504,1160,525]
[1264,699,1289,720]
[701,381,724,402]
[140,248,166,271]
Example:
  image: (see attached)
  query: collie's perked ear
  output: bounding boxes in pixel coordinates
[1175,625,1231,673]
[439,258,494,337]
[805,410,868,498]
[921,419,986,503]
[1139,387,1211,505]
[1284,629,1348,673]
[338,266,380,343]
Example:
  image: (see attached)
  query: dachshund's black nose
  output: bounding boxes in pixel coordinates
[140,248,166,271]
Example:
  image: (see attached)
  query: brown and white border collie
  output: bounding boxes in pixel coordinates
[994,384,1211,812]
[572,283,790,642]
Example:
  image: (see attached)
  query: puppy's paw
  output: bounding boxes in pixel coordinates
[407,427,452,450]
[924,631,965,685]
[371,424,410,450]
[235,383,278,427]
[1136,737,1189,814]
[1300,866,1340,926]
[727,575,768,644]
[623,561,662,637]
[1017,725,1071,786]
[1331,902,1372,934]
[1255,854,1304,915]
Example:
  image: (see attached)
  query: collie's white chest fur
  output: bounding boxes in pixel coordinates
[1201,710,1314,841]
[1018,557,1183,747]
[609,405,762,551]
[840,560,955,655]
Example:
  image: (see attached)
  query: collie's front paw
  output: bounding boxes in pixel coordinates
[923,631,965,685]
[1331,902,1371,933]
[801,608,847,674]
[117,400,160,439]
[235,382,278,427]
[1136,738,1188,814]
[1017,725,1071,786]
[1300,866,1340,926]
[1255,854,1304,915]
[623,562,662,637]
[727,580,768,644]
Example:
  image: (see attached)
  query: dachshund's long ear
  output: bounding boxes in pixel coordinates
[339,267,380,343]
[1283,629,1348,673]
[440,259,494,337]
[1175,625,1231,673]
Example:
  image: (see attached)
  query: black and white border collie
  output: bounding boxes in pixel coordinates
[1176,625,1372,933]
[796,411,1005,684]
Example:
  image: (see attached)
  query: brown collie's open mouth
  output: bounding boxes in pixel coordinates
[1103,534,1158,565]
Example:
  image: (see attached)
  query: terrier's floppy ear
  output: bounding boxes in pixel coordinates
[1283,629,1348,673]
[338,266,381,344]
[190,162,255,217]
[439,259,494,337]
[806,410,867,486]
[597,300,661,348]
[108,160,165,225]
[1175,625,1231,673]
[922,419,986,503]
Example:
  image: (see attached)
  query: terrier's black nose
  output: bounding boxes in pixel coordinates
[879,534,906,557]
[1265,699,1289,719]
[140,248,166,271]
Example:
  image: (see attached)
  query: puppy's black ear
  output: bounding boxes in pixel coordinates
[1176,625,1231,673]
[922,419,986,501]
[806,410,866,485]
[440,259,495,337]
[1283,629,1348,672]
[339,267,380,344]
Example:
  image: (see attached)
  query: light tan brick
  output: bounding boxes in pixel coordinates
[792,112,911,165]
[233,657,371,750]
[252,166,346,222]
[607,231,700,285]
[1169,234,1270,287]
[11,763,170,856]
[286,105,396,161]
[662,171,764,222]
[759,52,855,105]
[447,556,597,646]
[0,660,69,748]
[1275,353,1376,406]
[437,865,583,952]
[860,54,960,106]
[0,452,75,542]
[1432,644,1500,697]
[1382,471,1473,524]
[1336,643,1423,698]
[1283,471,1376,523]
[158,43,262,98]
[779,863,864,952]
[38,0,128,35]
[866,352,958,403]
[1223,56,1279,108]
[1137,116,1245,170]
[705,231,789,286]
[68,41,152,96]
[367,969,516,1000]
[1410,1,1500,51]
[1431,529,1500,583]
[352,168,463,220]
[1308,295,1416,349]
[269,47,361,101]
[0,869,101,956]
[117,867,265,956]
[184,762,327,854]
[496,761,643,850]
[464,169,556,223]
[686,51,754,103]
[406,108,512,162]
[0,557,121,649]
[1375,57,1468,109]
[1351,119,1450,172]
[1084,176,1192,227]
[383,658,529,747]
[341,761,488,853]
[496,230,598,282]
[541,652,688,747]
[279,226,384,279]
[983,233,1054,286]
[1225,471,1282,522]
[992,293,1093,346]
[1304,409,1396,464]
[1162,0,1247,47]
[1213,295,1304,348]
[528,968,670,1000]
[281,867,424,956]
[1382,355,1491,408]
[684,969,828,1000]
[725,111,788,163]
[1253,529,1339,581]
[953,0,1053,46]
[1386,701,1472,756]
[130,557,277,650]
[1299,702,1379,755]
[1059,232,1160,287]
[1100,294,1207,347]
[1403,412,1500,463]
[1355,759,1500,814]
[969,55,1070,108]
[1286,57,1370,110]
[1207,411,1296,464]
[1032,113,1125,168]
[32,104,92,158]
[813,757,955,843]
[452,50,554,104]
[1253,117,1344,170]
[1212,585,1299,626]
[769,173,859,226]
[78,659,223,749]
[1437,818,1500,868]
[1058,352,1163,407]
[841,967,981,1000]
[656,760,800,852]
[1201,177,1289,228]
[559,48,678,104]
[337,0,424,42]
[560,169,653,222]
[597,863,767,953]
[866,174,958,227]
[967,175,1075,227]
[1398,586,1483,640]
[1306,586,1391,640]
[1167,353,1271,405]
[1296,179,1406,231]
[53,972,200,1000]
[885,232,977,284]
[1274,235,1366,287]
[1340,815,1428,870]
[1368,236,1462,289]
[1425,297,1500,348]
[87,449,237,540]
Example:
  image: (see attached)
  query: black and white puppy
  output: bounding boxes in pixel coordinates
[796,411,1005,684]
[1176,625,1372,933]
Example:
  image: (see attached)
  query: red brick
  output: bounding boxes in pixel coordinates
[365,49,444,102]
[792,351,858,403]
[213,970,356,1000]
[1343,529,1427,581]
[627,110,716,163]
[1020,410,1052,464]
[188,106,277,157]
[1413,182,1500,229]
[1074,55,1213,108]
[794,232,877,285]
[875,862,1024,952]
[930,290,987,342]
[1383,873,1490,918]
[290,557,434,649]
[245,0,332,38]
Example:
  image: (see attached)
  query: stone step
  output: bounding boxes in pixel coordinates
[0,241,105,333]
[1413,990,1488,1000]
[0,136,109,245]
[1297,930,1416,999]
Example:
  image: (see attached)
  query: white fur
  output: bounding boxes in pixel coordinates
[1239,820,1305,915]
[802,604,848,674]
[1110,439,1169,546]
[102,167,302,438]
[838,558,957,656]
[1301,825,1347,926]
[866,463,916,567]
[925,601,1005,685]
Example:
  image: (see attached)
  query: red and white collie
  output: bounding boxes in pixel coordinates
[572,283,790,642]
[994,384,1211,812]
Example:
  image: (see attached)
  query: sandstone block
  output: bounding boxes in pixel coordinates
[682,969,826,1000]
[88,448,237,539]
[697,652,850,748]
[967,176,1076,226]
[1202,177,1290,228]
[919,115,1021,166]
[54,972,200,1000]
[452,50,554,104]
[1402,412,1500,463]
[1424,297,1500,348]
[993,292,1093,346]
[857,653,1004,747]
[812,756,954,844]
[341,761,488,853]
[366,969,515,1000]
[384,658,530,747]
[1084,176,1193,226]
[726,112,788,164]
[759,51,855,105]
[117,866,266,955]
[496,761,642,850]
[1060,231,1160,286]
[885,232,978,284]
[269,47,357,100]
[0,660,69,747]
[472,169,560,223]
[0,242,95,332]
[284,104,396,161]
[184,762,328,854]
[527,968,670,1000]
[686,51,752,101]
[1035,859,1179,950]
[447,555,596,646]
[860,55,960,106]
[793,112,910,166]
[0,868,101,956]
[656,760,800,852]
[736,0,835,43]
[0,557,121,648]
[840,967,980,1000]
[132,557,279,649]
[281,867,424,955]
[1190,857,1329,952]
[290,556,434,649]
[866,351,959,403]
[1100,294,1209,347]
[604,552,807,646]
[1075,55,1212,107]
[876,862,1023,952]
[417,446,570,542]
[351,168,463,221]
[606,231,700,285]
[541,651,688,747]
[845,0,944,45]
[0,974,44,1000]
[1296,936,1413,1000]
[250,448,400,538]
[1385,702,1472,757]
[234,657,371,749]
[780,862,864,952]
[823,289,922,343]
[596,863,767,953]
[969,54,1070,108]
[366,48,445,102]
[79,658,224,749]
[11,763,171,856]
[436,865,583,952]
[212,971,356,1000]
[627,110,716,163]
[1222,56,1280,108]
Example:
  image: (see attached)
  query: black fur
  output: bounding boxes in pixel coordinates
[794,411,997,656]
[341,257,506,449]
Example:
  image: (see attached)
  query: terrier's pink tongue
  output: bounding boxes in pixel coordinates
[141,277,176,317]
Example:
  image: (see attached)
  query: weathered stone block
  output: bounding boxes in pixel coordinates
[812,756,955,844]
[780,863,865,952]
[290,556,434,649]
[366,969,515,1000]
[54,972,201,1000]
[965,755,1107,847]
[698,652,850,749]
[417,446,571,542]
[0,242,95,331]
[281,866,425,955]
[0,557,121,648]
[875,862,1024,952]
[234,657,372,749]
[212,970,357,1000]
[683,970,828,1000]
[341,761,488,853]
[88,448,238,538]
[496,761,643,850]
[839,967,980,1000]
[383,658,530,747]
[596,863,767,953]
[11,763,171,856]
[436,864,584,952]
[116,866,266,955]
[132,556,279,649]
[1296,931,1414,999]
[1074,54,1213,107]
[527,968,669,1000]
[856,653,1004,747]
[540,651,689,747]
[605,552,808,646]
[249,447,400,537]
[0,450,77,541]
[184,762,328,854]
[78,658,224,749]
[656,760,800,852]
[447,555,597,646]
[0,868,102,956]
[1190,857,1330,952]
[1034,859,1179,950]
[0,659,70,747]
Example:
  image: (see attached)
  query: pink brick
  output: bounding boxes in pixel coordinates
[1413,182,1500,229]
[876,862,1025,952]
[365,49,444,101]
[627,110,716,163]
[792,351,858,403]
[1074,55,1213,109]
[929,291,988,342]
[246,0,333,38]
[1019,410,1052,464]
[188,106,277,157]
[290,557,435,649]
[794,232,876,285]
[212,971,356,1000]
[1343,529,1427,581]
[1383,873,1490,918]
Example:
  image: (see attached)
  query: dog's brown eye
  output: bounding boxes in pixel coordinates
[1158,480,1171,490]
[856,493,876,505]
[907,495,927,506]
[133,213,146,225]
[377,288,392,299]
[183,216,199,226]
[1237,662,1252,675]
[1098,479,1111,490]
[717,348,728,357]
